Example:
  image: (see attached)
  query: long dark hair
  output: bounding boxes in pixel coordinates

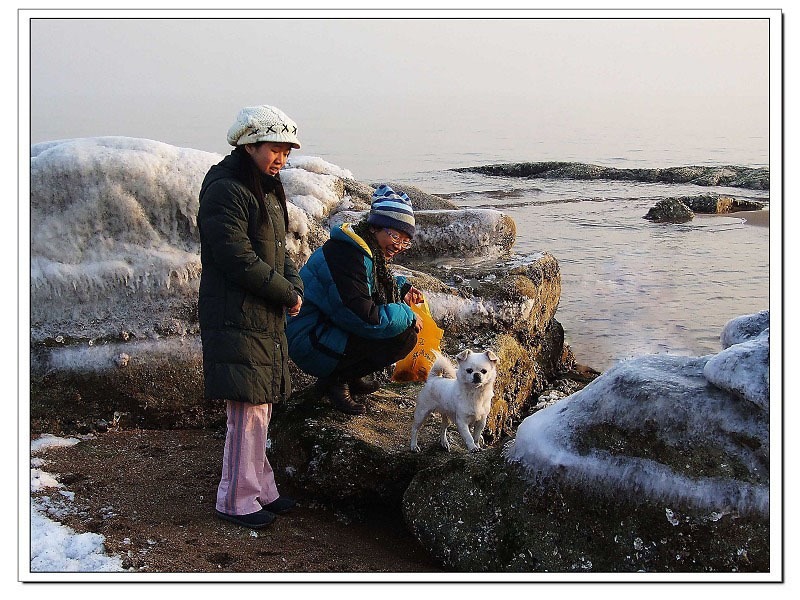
[233,144,289,229]
[353,219,401,305]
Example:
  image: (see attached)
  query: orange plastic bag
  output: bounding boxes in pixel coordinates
[391,299,444,382]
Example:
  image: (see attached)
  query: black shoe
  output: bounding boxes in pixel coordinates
[262,496,296,515]
[215,507,276,529]
[328,382,366,415]
[348,377,382,395]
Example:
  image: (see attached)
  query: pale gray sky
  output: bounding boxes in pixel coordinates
[26,13,775,177]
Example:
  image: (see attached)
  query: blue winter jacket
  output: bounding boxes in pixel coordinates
[286,223,415,377]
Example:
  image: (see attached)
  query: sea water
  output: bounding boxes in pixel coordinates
[386,164,770,371]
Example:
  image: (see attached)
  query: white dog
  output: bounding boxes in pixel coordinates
[410,349,499,453]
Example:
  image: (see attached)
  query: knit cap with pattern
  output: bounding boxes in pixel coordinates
[226,105,301,149]
[367,185,415,237]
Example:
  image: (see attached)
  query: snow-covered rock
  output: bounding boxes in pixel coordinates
[403,312,770,571]
[704,327,769,410]
[328,208,516,260]
[505,351,769,516]
[719,309,770,349]
[29,137,518,345]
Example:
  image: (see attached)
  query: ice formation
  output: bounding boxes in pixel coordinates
[329,207,514,259]
[719,309,770,349]
[29,137,353,343]
[29,136,516,345]
[704,328,769,410]
[505,311,770,516]
[424,290,538,332]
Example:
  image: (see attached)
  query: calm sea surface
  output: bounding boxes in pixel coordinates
[427,176,769,371]
[355,128,772,371]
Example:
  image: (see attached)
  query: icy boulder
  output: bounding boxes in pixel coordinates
[719,310,770,349]
[704,311,770,409]
[403,446,769,572]
[505,353,769,516]
[30,137,218,343]
[403,313,770,571]
[704,328,769,410]
[329,208,516,260]
[30,136,517,346]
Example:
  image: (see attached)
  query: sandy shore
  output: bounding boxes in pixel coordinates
[736,210,770,227]
[698,209,770,228]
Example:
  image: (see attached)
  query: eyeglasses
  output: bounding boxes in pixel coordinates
[383,229,413,249]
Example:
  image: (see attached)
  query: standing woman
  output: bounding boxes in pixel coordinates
[198,105,304,529]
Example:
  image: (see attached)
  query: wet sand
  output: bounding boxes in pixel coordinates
[697,210,770,228]
[738,210,770,227]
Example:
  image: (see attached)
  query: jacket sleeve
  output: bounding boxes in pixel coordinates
[284,249,304,298]
[199,180,297,307]
[321,241,414,339]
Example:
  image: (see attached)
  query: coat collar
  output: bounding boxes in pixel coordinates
[332,223,373,258]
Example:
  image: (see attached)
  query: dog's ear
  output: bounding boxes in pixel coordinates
[456,349,472,363]
[485,350,499,363]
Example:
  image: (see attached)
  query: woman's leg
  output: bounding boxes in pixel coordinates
[333,325,418,381]
[319,326,417,414]
[216,400,279,515]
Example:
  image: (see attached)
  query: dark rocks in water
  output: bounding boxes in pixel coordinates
[679,194,765,214]
[643,198,694,223]
[453,162,770,190]
[643,193,766,223]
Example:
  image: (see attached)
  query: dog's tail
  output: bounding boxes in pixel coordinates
[428,351,457,380]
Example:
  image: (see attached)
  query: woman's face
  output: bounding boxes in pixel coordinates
[246,142,292,176]
[373,227,412,261]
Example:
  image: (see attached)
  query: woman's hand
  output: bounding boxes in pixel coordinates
[287,295,303,317]
[413,315,422,333]
[404,286,424,305]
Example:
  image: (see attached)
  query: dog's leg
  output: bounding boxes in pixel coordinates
[410,408,431,452]
[438,415,451,452]
[472,417,488,449]
[456,420,480,452]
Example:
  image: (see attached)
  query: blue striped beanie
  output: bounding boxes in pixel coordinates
[368,184,415,237]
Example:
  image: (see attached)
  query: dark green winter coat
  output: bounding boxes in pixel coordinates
[197,150,303,404]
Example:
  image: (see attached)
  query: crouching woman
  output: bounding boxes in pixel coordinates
[287,185,423,415]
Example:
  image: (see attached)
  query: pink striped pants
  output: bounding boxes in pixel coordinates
[215,400,280,515]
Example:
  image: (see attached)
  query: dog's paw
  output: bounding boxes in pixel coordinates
[469,445,483,453]
[410,444,421,453]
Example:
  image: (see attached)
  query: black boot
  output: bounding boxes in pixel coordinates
[348,376,382,395]
[328,381,365,415]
